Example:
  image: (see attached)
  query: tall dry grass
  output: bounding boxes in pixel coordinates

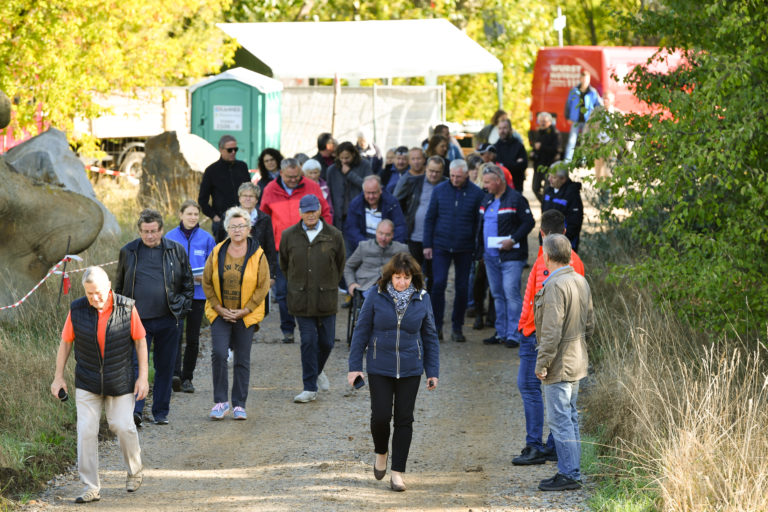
[582,232,768,512]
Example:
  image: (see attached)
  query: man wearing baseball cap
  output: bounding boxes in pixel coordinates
[477,144,515,187]
[279,194,346,403]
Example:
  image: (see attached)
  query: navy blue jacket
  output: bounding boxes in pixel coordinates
[542,179,583,246]
[343,190,407,253]
[476,186,535,262]
[423,180,484,253]
[349,287,440,379]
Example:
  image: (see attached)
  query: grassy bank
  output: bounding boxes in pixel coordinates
[580,228,768,511]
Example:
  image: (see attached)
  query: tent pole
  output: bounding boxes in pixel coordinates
[497,71,503,110]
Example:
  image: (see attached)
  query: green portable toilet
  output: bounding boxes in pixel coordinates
[190,67,282,169]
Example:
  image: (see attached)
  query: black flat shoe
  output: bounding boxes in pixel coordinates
[373,454,387,480]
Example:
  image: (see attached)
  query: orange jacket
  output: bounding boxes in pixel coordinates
[518,245,585,337]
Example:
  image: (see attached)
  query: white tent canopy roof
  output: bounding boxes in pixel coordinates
[189,67,284,94]
[217,19,503,80]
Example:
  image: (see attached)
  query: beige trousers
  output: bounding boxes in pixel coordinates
[75,388,142,492]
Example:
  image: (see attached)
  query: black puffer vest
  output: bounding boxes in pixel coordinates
[71,293,135,396]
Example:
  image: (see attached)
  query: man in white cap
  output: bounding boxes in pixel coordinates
[279,194,346,403]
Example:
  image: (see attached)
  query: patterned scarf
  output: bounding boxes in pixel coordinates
[386,282,416,314]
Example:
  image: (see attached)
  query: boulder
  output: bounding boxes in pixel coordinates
[139,132,218,209]
[4,128,121,237]
[0,90,10,130]
[0,156,103,309]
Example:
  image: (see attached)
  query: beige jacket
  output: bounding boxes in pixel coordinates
[534,266,594,384]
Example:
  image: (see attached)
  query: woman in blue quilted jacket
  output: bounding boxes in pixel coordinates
[348,252,440,492]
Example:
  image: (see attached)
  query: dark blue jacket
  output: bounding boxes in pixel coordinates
[542,179,583,249]
[165,224,216,300]
[349,287,440,379]
[343,190,407,253]
[423,180,484,252]
[476,186,535,262]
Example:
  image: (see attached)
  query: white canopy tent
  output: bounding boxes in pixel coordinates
[217,19,504,107]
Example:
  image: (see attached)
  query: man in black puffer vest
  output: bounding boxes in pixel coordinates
[51,267,149,504]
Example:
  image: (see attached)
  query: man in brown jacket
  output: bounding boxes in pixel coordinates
[279,194,346,403]
[534,233,594,491]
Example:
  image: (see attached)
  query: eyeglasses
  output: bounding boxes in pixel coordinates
[228,224,249,231]
[239,194,257,199]
[225,147,239,153]
[140,229,161,235]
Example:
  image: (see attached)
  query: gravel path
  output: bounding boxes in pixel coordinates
[22,175,595,511]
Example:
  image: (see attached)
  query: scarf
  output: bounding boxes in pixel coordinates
[386,282,416,315]
[179,222,197,239]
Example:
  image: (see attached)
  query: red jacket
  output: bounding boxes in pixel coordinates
[518,245,585,337]
[260,177,332,249]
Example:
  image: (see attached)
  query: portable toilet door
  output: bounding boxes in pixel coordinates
[190,67,283,169]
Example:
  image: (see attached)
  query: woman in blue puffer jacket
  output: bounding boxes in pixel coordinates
[348,252,440,492]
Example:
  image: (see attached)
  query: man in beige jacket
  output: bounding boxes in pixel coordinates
[534,234,594,491]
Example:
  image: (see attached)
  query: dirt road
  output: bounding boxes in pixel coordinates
[24,177,596,511]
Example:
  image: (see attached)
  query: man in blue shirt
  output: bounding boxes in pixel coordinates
[563,70,602,162]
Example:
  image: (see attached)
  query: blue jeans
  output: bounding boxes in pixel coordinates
[518,332,555,451]
[544,380,582,480]
[273,267,296,335]
[564,122,585,162]
[210,317,255,408]
[296,315,336,392]
[133,314,179,421]
[430,249,473,334]
[484,255,525,340]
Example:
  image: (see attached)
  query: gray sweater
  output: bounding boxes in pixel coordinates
[343,239,409,292]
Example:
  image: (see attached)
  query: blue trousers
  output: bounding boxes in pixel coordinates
[133,314,179,421]
[564,122,586,162]
[484,255,525,340]
[296,315,336,392]
[518,332,555,451]
[430,249,473,334]
[544,380,582,480]
[274,267,296,335]
[210,317,255,408]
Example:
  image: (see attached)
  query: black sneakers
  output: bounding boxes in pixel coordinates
[539,473,581,491]
[483,333,502,345]
[133,412,143,428]
[512,445,547,465]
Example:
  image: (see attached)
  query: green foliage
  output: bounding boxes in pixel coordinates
[576,0,768,337]
[0,0,236,139]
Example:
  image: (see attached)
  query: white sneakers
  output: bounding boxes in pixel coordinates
[293,390,318,403]
[317,371,330,392]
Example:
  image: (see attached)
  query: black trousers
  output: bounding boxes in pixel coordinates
[407,240,433,293]
[368,374,421,472]
[174,299,206,381]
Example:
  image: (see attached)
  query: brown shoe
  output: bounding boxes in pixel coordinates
[373,454,387,480]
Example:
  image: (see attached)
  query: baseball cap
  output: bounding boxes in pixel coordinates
[299,194,321,213]
[477,143,497,154]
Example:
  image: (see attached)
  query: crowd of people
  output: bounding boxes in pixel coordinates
[51,91,601,502]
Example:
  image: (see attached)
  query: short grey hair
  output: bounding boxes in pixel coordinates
[137,208,163,230]
[550,162,569,178]
[449,159,468,173]
[302,159,322,172]
[281,158,300,171]
[481,163,504,181]
[223,206,251,231]
[238,182,261,198]
[426,155,445,170]
[218,135,236,149]
[377,219,395,232]
[363,174,382,188]
[537,112,553,124]
[82,266,110,287]
[543,234,572,265]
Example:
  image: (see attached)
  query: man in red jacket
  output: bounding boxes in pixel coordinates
[512,209,584,466]
[260,158,332,343]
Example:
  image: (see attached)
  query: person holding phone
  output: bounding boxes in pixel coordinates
[348,252,440,492]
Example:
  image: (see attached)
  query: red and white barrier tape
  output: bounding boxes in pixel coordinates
[85,165,135,178]
[0,257,117,311]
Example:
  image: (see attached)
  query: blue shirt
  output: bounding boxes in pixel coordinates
[483,198,501,258]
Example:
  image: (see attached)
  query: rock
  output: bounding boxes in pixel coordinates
[4,128,120,237]
[0,156,103,310]
[140,132,218,209]
[0,89,10,130]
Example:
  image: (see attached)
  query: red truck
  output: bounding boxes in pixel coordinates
[529,45,684,134]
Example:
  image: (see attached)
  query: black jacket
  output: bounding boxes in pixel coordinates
[114,238,194,320]
[495,136,528,190]
[72,294,135,396]
[198,158,251,220]
[395,174,448,238]
[477,186,535,262]
[542,179,584,246]
[251,210,279,279]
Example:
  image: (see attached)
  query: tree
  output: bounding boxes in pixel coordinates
[577,0,768,336]
[0,0,235,139]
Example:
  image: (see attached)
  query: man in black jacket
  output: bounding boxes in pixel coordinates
[115,209,194,427]
[51,266,149,503]
[198,135,251,242]
[495,119,528,193]
[541,164,584,252]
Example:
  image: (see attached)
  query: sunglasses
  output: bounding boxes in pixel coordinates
[225,147,239,153]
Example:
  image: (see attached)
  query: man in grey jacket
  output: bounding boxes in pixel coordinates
[534,234,594,492]
[344,220,408,297]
